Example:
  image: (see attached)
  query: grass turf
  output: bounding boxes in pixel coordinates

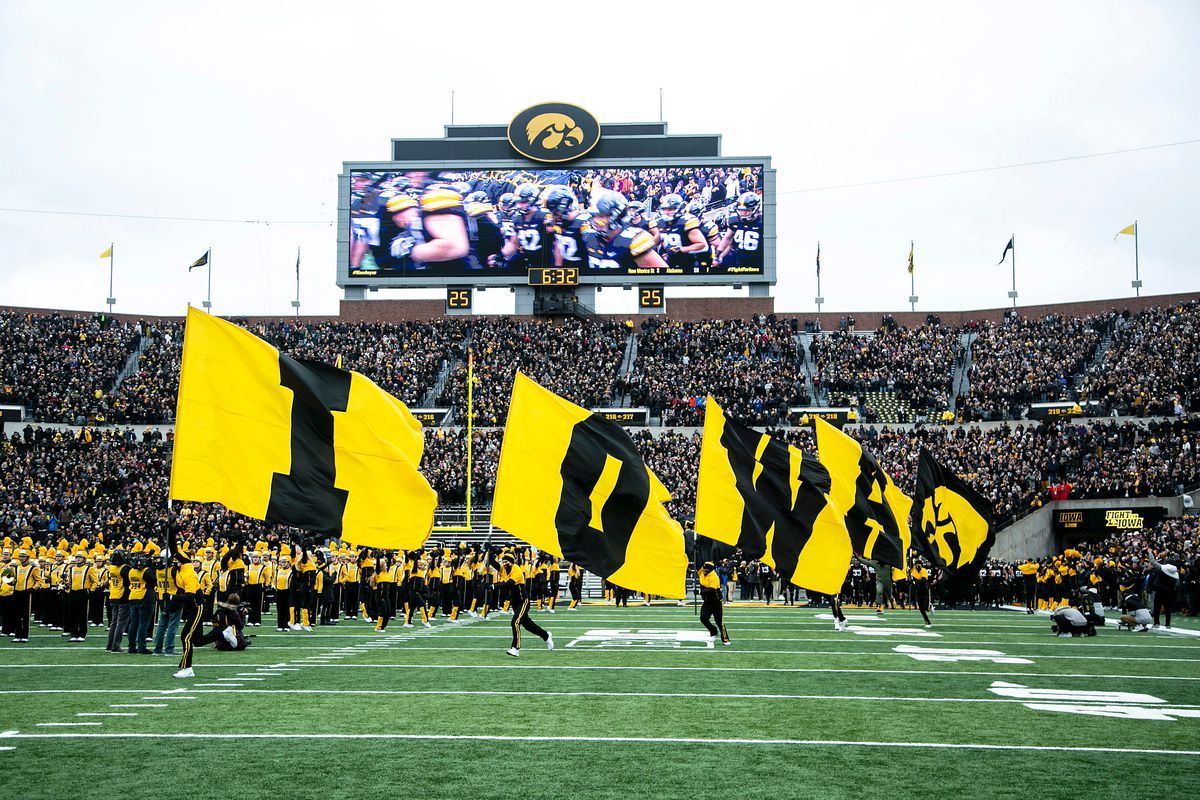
[2,605,1199,800]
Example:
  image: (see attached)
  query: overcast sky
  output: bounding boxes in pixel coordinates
[1,1,1197,318]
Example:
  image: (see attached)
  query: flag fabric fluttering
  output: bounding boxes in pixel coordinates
[816,242,821,277]
[491,372,688,598]
[812,417,909,569]
[169,306,436,550]
[911,447,995,572]
[694,399,852,595]
[188,250,210,271]
[907,241,914,275]
[1115,223,1137,240]
[99,245,113,260]
[996,236,1014,265]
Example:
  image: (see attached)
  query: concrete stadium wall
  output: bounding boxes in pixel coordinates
[991,495,1185,561]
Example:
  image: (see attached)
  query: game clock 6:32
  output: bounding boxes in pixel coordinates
[528,268,579,286]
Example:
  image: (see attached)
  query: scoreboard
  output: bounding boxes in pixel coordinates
[337,107,776,309]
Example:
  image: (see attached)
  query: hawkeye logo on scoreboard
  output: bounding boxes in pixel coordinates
[508,102,601,164]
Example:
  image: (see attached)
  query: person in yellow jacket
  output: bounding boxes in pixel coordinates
[698,561,730,646]
[272,552,294,632]
[104,551,131,652]
[152,553,182,657]
[125,556,156,654]
[11,550,41,642]
[910,561,933,627]
[1017,559,1040,614]
[64,551,98,642]
[340,553,361,621]
[243,551,269,627]
[371,553,394,631]
[567,563,584,610]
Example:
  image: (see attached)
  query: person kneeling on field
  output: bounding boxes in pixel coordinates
[1118,593,1153,632]
[207,594,249,651]
[1050,604,1094,638]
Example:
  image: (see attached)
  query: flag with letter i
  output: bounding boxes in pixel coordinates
[169,306,436,549]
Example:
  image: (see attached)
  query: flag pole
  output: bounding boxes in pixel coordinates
[1010,234,1017,309]
[815,241,823,315]
[466,349,474,528]
[293,245,301,317]
[1133,221,1141,297]
[909,240,916,313]
[203,246,213,310]
[106,243,115,315]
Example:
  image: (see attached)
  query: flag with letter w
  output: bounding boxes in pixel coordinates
[169,306,436,549]
[912,447,994,572]
[694,399,852,595]
[491,372,687,598]
[813,417,910,569]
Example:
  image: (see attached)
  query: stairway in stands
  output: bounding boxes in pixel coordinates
[795,332,818,403]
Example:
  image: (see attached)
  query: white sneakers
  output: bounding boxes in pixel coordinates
[707,636,716,649]
[723,640,731,646]
[173,667,194,678]
[423,621,432,629]
[506,647,520,658]
[301,625,312,632]
[834,619,847,632]
[222,626,239,648]
[546,634,555,651]
[402,623,414,628]
[288,623,301,631]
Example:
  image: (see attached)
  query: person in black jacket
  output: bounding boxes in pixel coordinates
[1148,550,1180,629]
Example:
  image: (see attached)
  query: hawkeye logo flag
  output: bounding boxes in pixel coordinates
[491,372,686,598]
[912,447,994,572]
[694,399,852,595]
[813,417,909,569]
[507,102,602,164]
[169,306,436,550]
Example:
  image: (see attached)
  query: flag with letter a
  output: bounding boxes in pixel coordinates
[694,399,852,595]
[169,306,436,549]
[812,417,909,569]
[912,447,994,572]
[491,372,687,598]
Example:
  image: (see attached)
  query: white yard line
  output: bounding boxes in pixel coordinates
[35,722,102,727]
[109,704,166,708]
[76,712,136,717]
[2,730,1197,756]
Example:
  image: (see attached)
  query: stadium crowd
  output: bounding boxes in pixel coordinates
[809,324,959,416]
[627,316,806,426]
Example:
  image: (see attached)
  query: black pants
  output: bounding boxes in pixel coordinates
[547,572,561,609]
[66,590,90,639]
[244,585,264,625]
[342,583,359,618]
[275,588,291,630]
[700,595,729,643]
[831,597,846,623]
[510,598,549,650]
[914,582,932,625]
[178,599,203,669]
[89,589,105,625]
[569,576,582,606]
[1023,578,1037,612]
[1153,588,1176,627]
[12,590,32,639]
[374,587,392,629]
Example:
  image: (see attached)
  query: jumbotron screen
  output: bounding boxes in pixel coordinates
[347,166,765,280]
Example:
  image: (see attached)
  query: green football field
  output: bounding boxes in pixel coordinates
[2,604,1199,799]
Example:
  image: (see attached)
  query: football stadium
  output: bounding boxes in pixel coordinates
[2,5,1199,799]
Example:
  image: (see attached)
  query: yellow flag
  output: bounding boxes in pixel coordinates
[812,417,909,568]
[170,306,436,549]
[491,372,687,598]
[694,399,852,595]
[1116,223,1136,238]
[99,245,113,259]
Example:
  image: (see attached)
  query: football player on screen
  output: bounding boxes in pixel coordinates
[372,187,471,273]
[507,183,554,271]
[715,191,763,269]
[464,191,508,270]
[687,199,721,273]
[654,193,708,271]
[545,186,589,269]
[626,201,660,247]
[582,190,667,272]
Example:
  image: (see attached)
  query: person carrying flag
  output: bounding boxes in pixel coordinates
[697,561,730,647]
[499,552,553,658]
